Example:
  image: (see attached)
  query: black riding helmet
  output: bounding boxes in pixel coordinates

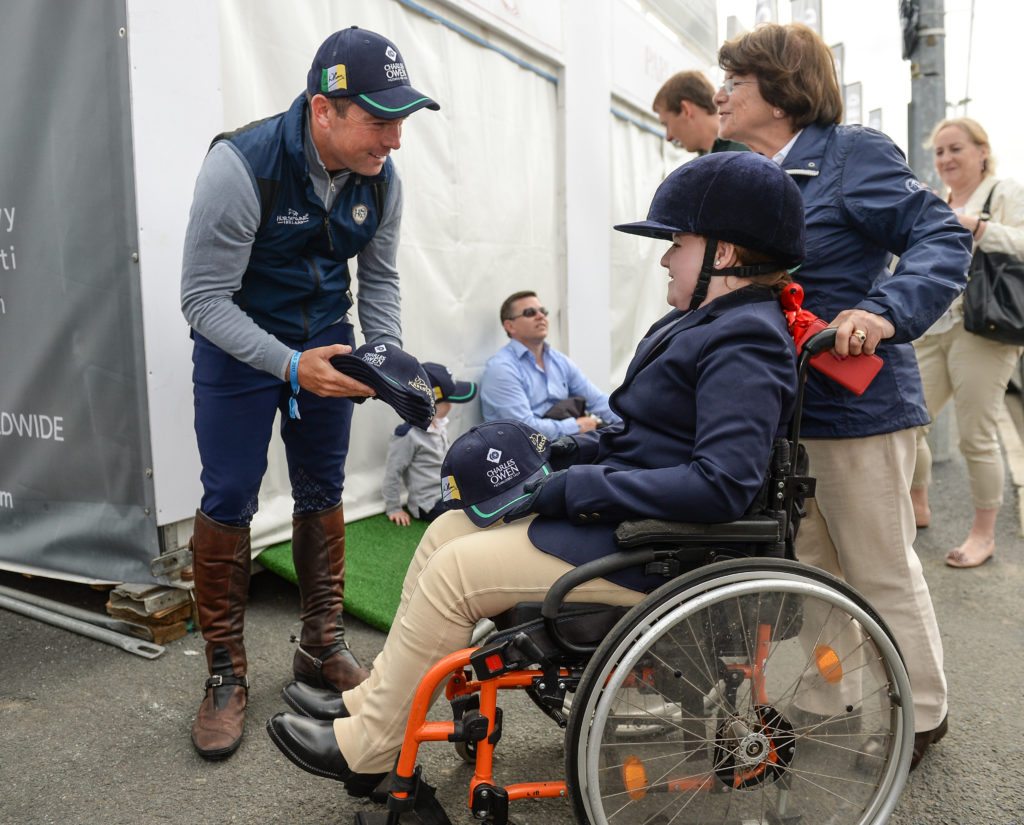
[615,151,806,310]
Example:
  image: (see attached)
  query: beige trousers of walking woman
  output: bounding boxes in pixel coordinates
[912,323,1021,509]
[797,430,948,732]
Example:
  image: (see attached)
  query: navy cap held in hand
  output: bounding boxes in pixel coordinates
[331,342,435,430]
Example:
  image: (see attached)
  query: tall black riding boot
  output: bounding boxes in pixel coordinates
[291,503,370,693]
[190,510,251,760]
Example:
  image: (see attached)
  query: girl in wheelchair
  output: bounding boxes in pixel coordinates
[268,153,912,823]
[267,149,801,781]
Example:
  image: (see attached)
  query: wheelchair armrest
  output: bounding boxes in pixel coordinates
[614,516,781,548]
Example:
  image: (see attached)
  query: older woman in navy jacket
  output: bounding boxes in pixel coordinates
[264,153,804,791]
[714,22,973,769]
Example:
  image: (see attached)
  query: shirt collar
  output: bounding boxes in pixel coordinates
[772,130,803,165]
[508,338,548,359]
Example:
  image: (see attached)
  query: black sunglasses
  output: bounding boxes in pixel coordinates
[508,306,549,320]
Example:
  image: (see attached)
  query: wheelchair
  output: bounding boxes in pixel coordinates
[356,329,914,825]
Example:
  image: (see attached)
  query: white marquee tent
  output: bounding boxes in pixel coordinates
[0,0,722,584]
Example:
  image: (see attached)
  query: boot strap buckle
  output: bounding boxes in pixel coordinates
[205,674,249,690]
[297,642,345,670]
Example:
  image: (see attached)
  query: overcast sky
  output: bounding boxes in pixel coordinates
[715,0,1024,182]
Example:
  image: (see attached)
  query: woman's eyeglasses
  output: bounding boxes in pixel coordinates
[508,306,549,320]
[721,78,757,95]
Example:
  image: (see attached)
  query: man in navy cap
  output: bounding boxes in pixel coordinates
[180,25,438,760]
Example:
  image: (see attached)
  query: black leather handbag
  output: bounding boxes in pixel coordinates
[962,185,1024,345]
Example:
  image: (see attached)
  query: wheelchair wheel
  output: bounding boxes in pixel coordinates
[565,558,913,825]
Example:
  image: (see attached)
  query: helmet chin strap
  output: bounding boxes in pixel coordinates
[688,239,720,311]
[687,238,788,311]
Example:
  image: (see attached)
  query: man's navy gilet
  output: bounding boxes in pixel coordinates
[213,93,391,342]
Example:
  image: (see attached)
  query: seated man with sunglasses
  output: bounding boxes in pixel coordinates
[480,290,621,439]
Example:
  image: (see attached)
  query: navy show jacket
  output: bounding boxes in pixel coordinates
[528,286,797,592]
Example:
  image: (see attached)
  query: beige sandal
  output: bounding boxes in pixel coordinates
[945,537,995,568]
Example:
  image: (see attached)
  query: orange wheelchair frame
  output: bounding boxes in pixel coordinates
[354,329,914,825]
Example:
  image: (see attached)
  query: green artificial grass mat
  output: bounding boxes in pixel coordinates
[258,513,428,632]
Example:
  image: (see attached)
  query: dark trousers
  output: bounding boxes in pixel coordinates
[191,324,355,525]
[416,500,448,523]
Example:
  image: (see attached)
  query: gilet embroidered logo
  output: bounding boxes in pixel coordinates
[276,208,310,226]
[323,64,347,93]
[352,204,369,225]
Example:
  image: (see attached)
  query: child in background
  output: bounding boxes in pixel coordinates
[383,363,477,526]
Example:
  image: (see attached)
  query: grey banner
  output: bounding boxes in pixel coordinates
[0,1,159,581]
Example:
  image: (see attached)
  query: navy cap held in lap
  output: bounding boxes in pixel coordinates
[440,420,552,527]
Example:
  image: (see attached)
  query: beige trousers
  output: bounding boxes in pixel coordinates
[334,511,641,773]
[797,430,947,731]
[912,325,1021,509]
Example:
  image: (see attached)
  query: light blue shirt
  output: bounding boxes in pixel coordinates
[480,339,621,438]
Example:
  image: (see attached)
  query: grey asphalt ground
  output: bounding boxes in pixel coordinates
[2,420,1024,825]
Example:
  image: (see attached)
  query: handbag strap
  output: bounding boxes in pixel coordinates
[979,182,997,220]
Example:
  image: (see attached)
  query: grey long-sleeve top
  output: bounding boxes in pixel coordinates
[180,117,404,380]
[381,423,449,516]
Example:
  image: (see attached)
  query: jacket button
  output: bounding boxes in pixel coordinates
[577,514,588,522]
[590,512,600,519]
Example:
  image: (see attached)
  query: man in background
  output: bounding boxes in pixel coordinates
[653,70,747,155]
[480,291,621,439]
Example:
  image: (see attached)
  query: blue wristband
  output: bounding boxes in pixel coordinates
[289,351,301,394]
[288,351,301,420]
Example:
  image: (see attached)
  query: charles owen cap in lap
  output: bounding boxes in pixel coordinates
[422,363,477,404]
[440,420,552,527]
[307,26,440,119]
[614,151,804,268]
[331,343,436,430]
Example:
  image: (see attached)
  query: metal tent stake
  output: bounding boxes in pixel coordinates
[0,590,165,659]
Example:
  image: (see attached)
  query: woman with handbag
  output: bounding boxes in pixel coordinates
[911,118,1024,568]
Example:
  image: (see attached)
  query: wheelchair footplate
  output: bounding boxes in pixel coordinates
[353,646,573,825]
[354,766,453,825]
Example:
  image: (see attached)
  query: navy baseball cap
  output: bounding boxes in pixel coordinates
[331,343,436,430]
[440,420,552,527]
[614,152,805,269]
[423,363,477,404]
[307,26,440,120]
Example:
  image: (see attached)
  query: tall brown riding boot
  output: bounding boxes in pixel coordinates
[190,510,251,760]
[291,503,370,693]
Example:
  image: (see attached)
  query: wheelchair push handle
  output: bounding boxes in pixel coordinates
[802,326,837,357]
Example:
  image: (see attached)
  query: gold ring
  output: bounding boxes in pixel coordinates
[852,329,867,343]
